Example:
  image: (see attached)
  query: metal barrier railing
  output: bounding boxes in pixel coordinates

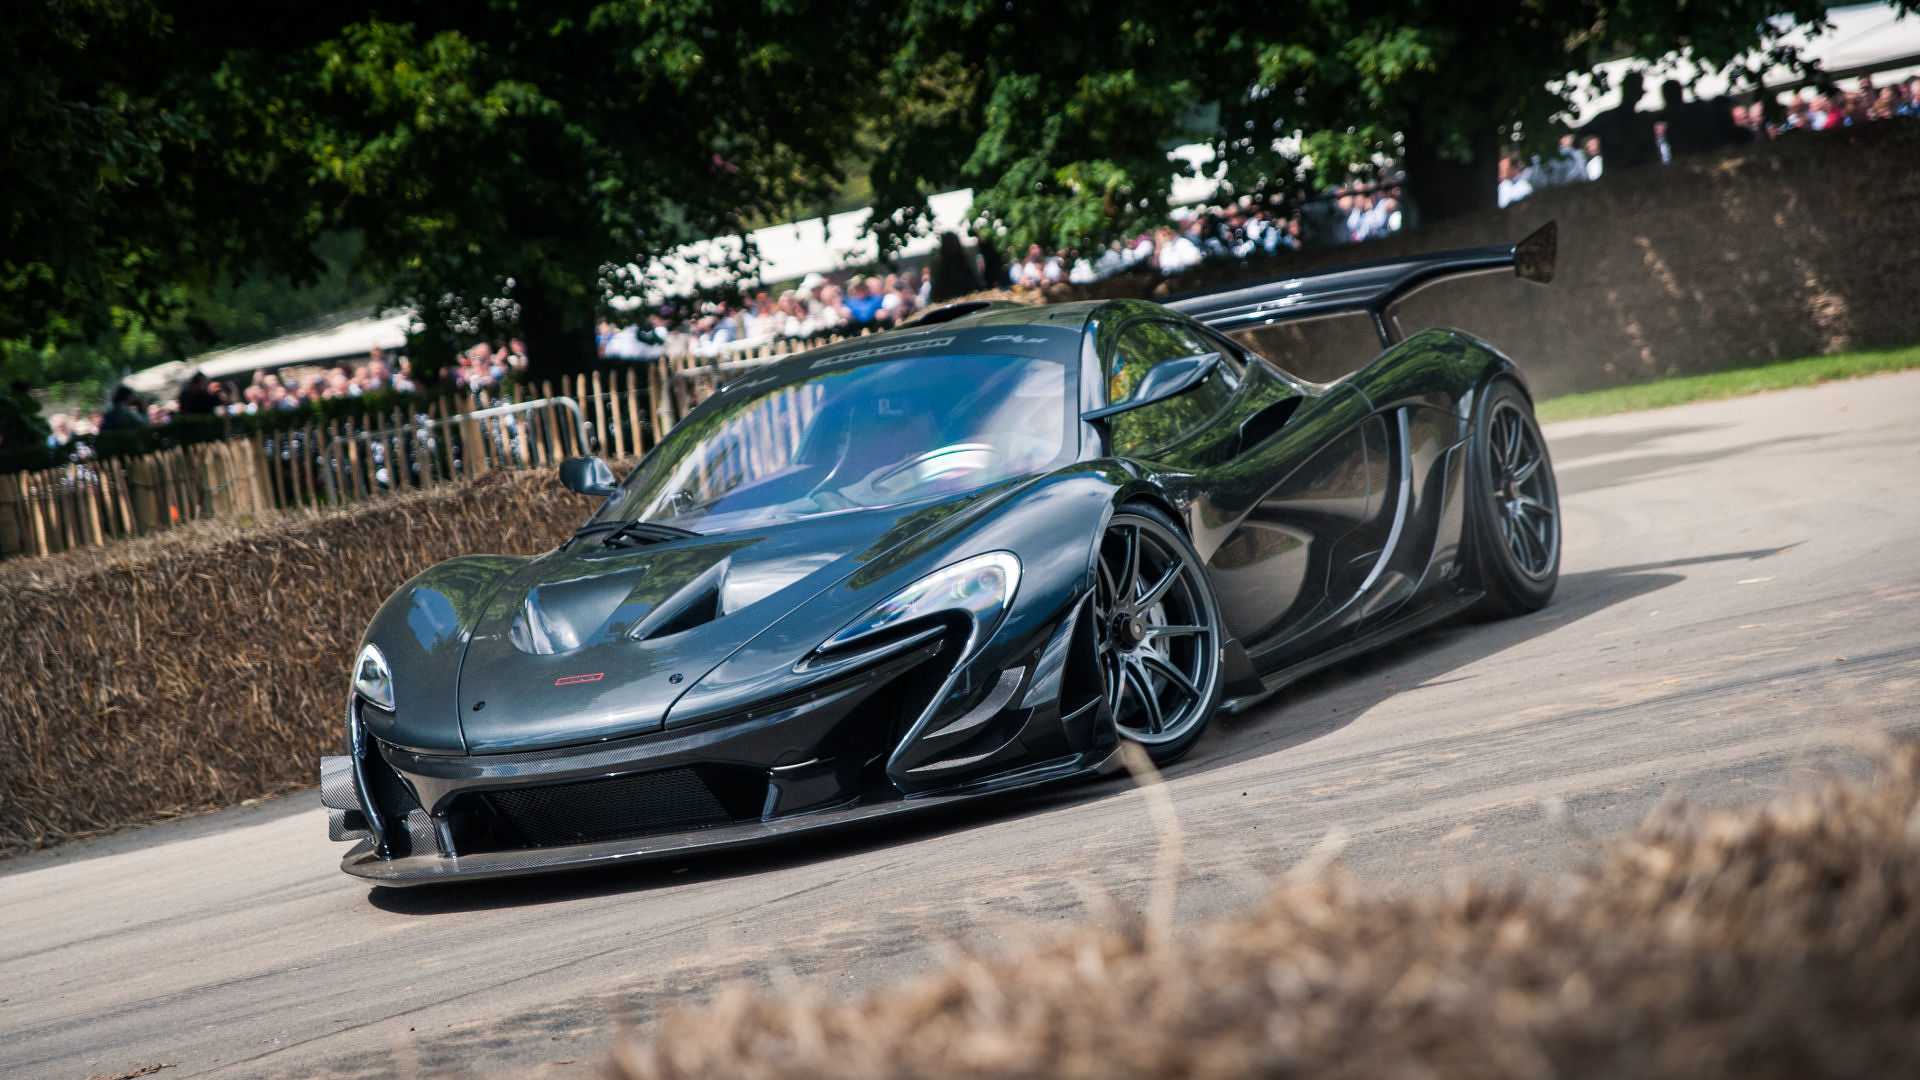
[320,396,591,501]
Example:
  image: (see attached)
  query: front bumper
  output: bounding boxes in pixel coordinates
[334,749,1118,885]
[324,601,1117,885]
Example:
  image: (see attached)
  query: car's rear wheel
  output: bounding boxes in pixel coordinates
[1468,379,1561,617]
[1092,506,1224,765]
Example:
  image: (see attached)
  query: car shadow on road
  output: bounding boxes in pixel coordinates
[1544,424,1720,464]
[1555,433,1826,495]
[1177,544,1798,778]
[368,543,1800,916]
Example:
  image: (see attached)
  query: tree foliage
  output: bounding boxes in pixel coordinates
[869,0,1903,242]
[4,0,1904,391]
[6,1,893,384]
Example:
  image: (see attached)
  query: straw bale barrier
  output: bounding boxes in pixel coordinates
[0,468,603,851]
[617,745,1920,1080]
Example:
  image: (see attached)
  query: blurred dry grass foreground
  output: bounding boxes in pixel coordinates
[618,745,1920,1080]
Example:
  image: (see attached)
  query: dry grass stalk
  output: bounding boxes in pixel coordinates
[614,746,1920,1080]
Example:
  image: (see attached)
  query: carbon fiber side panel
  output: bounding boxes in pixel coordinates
[319,755,360,811]
[328,808,371,842]
[405,809,440,857]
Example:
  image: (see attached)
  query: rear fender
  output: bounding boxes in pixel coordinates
[1343,327,1526,430]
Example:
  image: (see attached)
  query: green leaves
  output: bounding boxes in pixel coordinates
[4,0,1905,393]
[867,0,1909,242]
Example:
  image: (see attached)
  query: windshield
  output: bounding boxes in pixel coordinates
[594,350,1076,534]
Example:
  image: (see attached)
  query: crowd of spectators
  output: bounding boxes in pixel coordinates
[597,182,1410,357]
[1500,71,1920,208]
[28,342,534,450]
[598,270,936,359]
[1023,186,1406,286]
[1755,73,1920,135]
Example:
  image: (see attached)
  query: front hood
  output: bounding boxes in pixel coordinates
[452,488,1010,753]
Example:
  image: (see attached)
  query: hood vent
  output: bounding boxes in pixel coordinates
[511,579,630,656]
[632,559,730,642]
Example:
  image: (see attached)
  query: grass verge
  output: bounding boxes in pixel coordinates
[616,743,1920,1079]
[1536,343,1920,423]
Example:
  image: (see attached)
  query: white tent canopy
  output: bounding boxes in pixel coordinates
[627,187,980,303]
[123,310,415,397]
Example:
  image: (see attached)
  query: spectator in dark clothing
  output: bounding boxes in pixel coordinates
[1298,191,1350,247]
[1584,71,1660,172]
[928,231,984,302]
[176,371,224,416]
[0,379,50,452]
[1727,104,1759,145]
[1659,79,1739,156]
[976,232,1010,290]
[99,386,149,433]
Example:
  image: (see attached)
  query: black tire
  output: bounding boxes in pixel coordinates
[1467,378,1561,617]
[1092,504,1226,765]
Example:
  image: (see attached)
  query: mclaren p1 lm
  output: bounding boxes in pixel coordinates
[323,222,1562,884]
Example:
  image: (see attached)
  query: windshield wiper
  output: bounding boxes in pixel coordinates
[571,519,701,548]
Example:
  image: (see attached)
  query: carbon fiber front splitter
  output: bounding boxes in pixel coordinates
[341,747,1123,886]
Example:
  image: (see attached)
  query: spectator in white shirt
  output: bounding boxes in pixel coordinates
[1496,155,1535,208]
[1153,226,1205,273]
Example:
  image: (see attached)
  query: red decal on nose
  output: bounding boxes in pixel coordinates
[554,672,605,686]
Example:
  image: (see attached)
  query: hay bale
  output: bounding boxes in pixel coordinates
[615,747,1920,1080]
[0,468,612,851]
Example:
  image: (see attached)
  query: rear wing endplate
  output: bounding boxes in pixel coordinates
[1169,220,1556,344]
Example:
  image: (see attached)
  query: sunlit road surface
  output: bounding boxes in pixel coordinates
[5,372,1918,1080]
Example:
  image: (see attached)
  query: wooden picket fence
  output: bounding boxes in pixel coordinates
[0,329,863,560]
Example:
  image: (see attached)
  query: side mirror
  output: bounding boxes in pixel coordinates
[1082,353,1222,423]
[1514,220,1556,284]
[559,456,619,497]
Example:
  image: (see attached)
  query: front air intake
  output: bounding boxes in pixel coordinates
[457,766,765,851]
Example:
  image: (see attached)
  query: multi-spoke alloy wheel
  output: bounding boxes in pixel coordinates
[1487,398,1559,579]
[1469,380,1561,616]
[1091,509,1223,761]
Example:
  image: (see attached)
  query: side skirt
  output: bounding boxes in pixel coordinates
[1220,589,1482,715]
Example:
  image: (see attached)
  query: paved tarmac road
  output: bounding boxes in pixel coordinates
[5,373,1919,1080]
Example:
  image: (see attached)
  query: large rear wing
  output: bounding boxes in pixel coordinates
[1169,221,1556,346]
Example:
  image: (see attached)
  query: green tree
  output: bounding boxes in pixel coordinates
[868,0,1900,246]
[1,2,350,397]
[5,2,893,385]
[228,2,892,378]
[5,0,1903,395]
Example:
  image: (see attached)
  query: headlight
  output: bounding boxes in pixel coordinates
[821,551,1021,659]
[353,643,395,711]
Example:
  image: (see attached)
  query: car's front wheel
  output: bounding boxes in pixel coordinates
[1092,506,1225,765]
